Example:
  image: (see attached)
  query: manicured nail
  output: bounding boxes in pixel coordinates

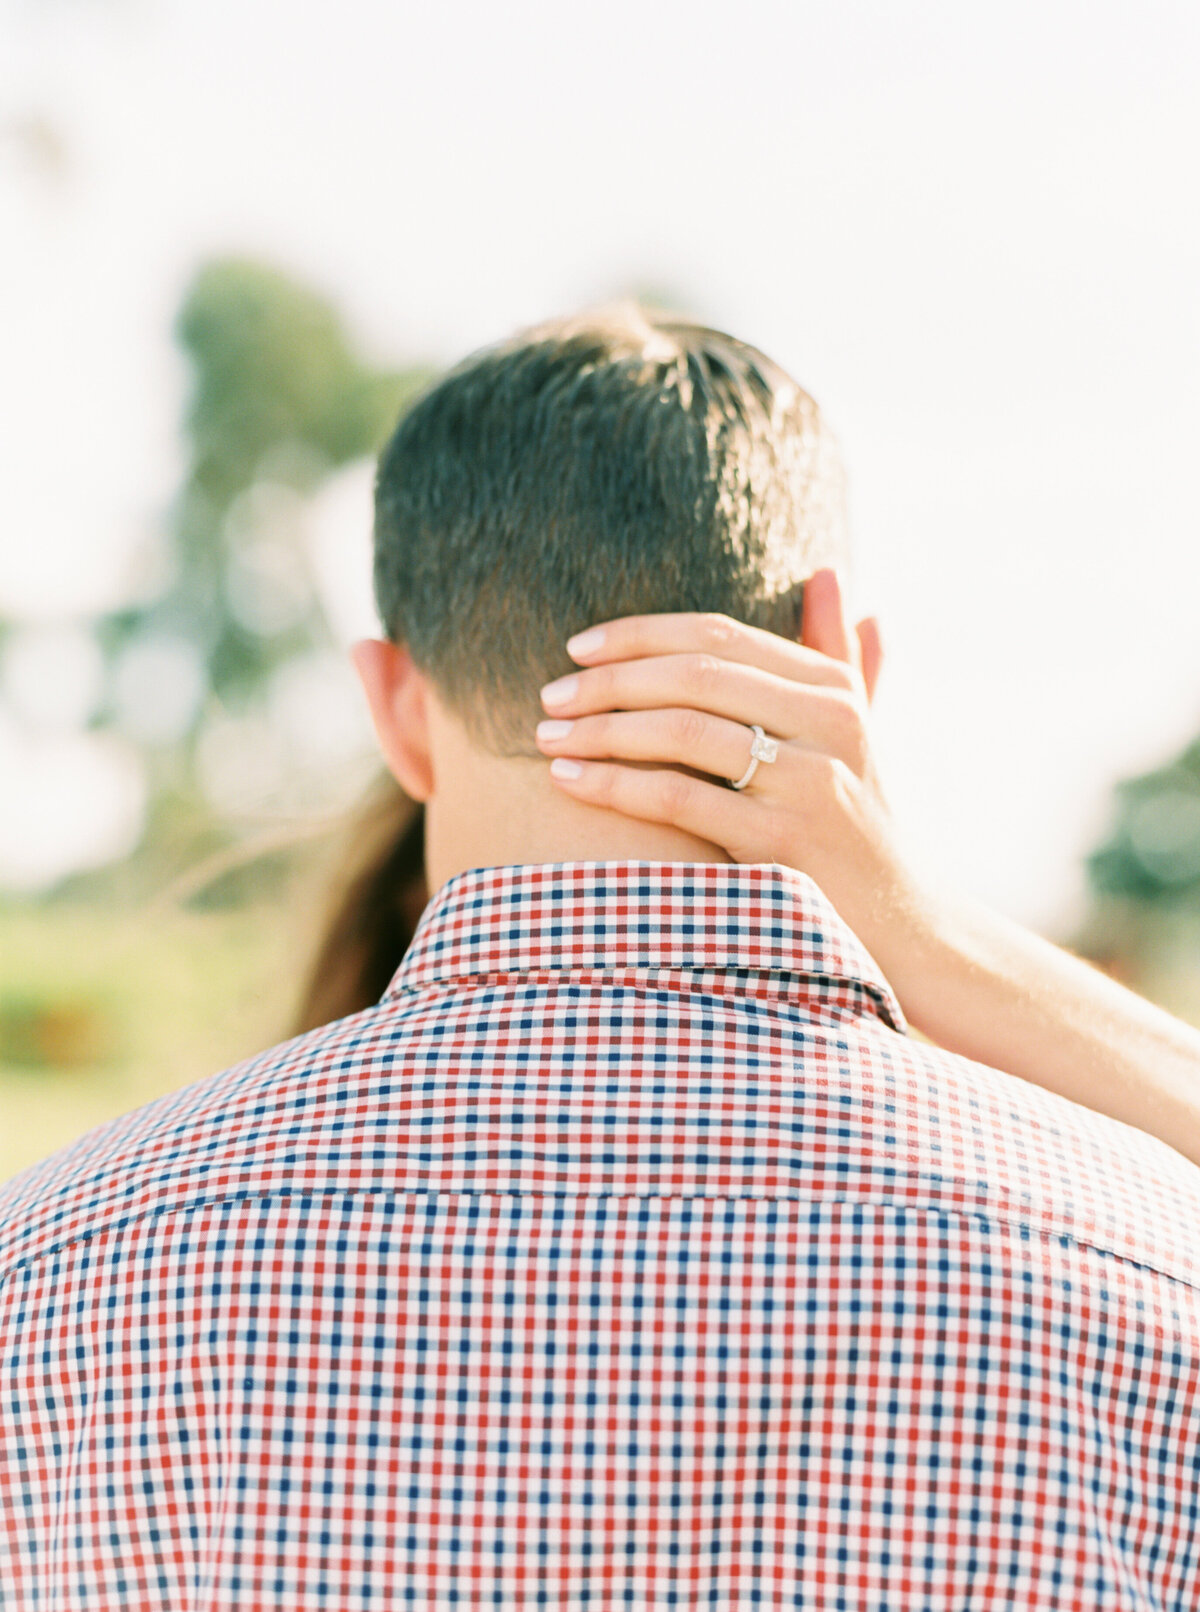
[540,674,578,706]
[536,719,574,741]
[549,757,584,780]
[566,627,606,658]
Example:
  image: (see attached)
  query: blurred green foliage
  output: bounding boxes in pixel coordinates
[1088,735,1200,906]
[88,257,433,867]
[179,259,421,500]
[0,987,117,1071]
[0,894,308,1180]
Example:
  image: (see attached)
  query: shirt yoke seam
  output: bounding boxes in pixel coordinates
[1,1182,1193,1297]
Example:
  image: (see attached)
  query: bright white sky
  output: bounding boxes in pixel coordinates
[2,0,1199,931]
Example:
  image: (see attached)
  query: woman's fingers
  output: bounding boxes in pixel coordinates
[537,707,772,781]
[544,757,757,853]
[540,576,881,843]
[538,657,864,776]
[566,609,859,691]
[539,659,869,773]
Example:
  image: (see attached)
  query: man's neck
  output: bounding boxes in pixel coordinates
[423,755,732,894]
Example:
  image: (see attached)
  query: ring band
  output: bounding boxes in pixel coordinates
[729,724,779,791]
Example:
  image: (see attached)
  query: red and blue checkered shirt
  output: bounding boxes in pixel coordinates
[3,860,1200,1610]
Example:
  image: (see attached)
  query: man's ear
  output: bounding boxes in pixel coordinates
[799,569,885,705]
[349,639,436,802]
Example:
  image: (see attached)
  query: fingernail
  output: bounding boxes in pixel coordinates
[536,719,574,741]
[540,674,578,706]
[549,757,584,780]
[566,627,605,658]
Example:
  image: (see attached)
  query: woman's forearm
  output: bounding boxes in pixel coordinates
[894,895,1200,1169]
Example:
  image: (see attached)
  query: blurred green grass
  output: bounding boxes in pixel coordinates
[0,897,307,1183]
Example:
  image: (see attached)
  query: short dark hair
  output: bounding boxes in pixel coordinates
[373,302,849,753]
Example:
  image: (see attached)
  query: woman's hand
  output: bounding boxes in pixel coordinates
[536,579,1200,1167]
[534,568,935,1000]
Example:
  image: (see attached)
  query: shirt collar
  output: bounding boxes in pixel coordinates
[383,860,906,1034]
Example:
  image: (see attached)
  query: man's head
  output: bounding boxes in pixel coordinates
[352,302,855,887]
[371,302,849,752]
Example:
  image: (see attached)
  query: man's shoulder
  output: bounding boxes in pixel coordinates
[0,996,402,1285]
[887,1026,1200,1291]
[3,974,1199,1298]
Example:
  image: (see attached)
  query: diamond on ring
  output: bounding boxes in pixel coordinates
[750,730,779,765]
[729,724,779,791]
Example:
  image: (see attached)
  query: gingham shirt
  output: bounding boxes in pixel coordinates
[3,862,1200,1611]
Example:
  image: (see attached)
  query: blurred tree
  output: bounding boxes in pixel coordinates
[36,262,687,905]
[1088,735,1200,907]
[85,258,434,884]
[1075,730,1200,1011]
